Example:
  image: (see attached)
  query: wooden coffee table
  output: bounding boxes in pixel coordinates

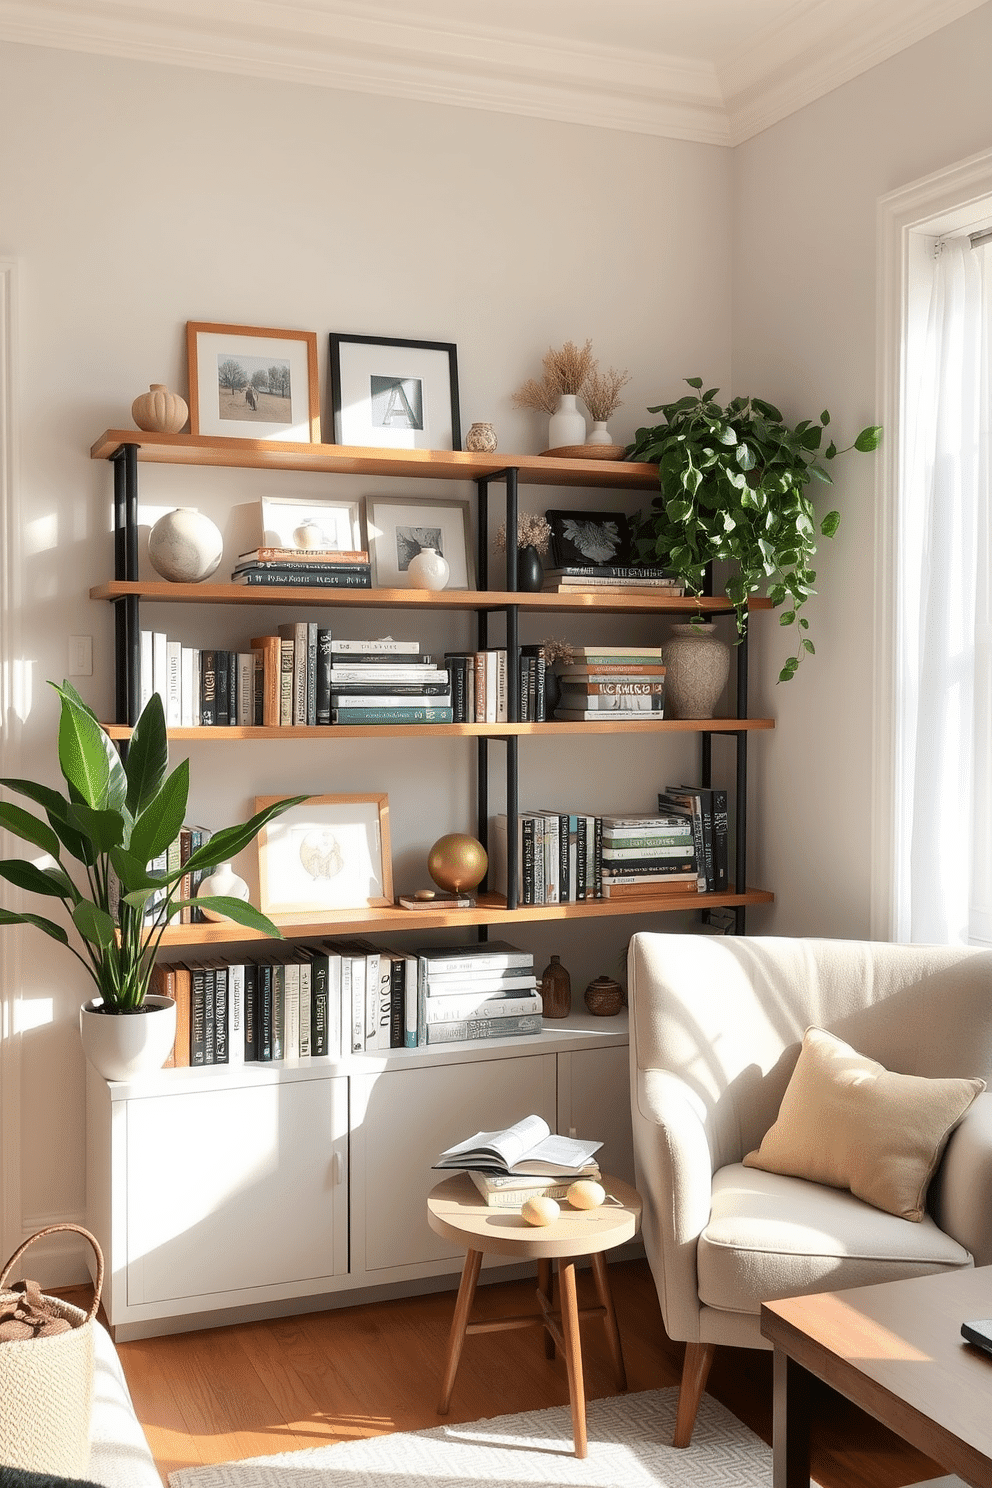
[761,1266,992,1488]
[427,1172,641,1458]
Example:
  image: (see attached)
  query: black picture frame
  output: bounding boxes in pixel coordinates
[545,509,635,569]
[328,332,461,451]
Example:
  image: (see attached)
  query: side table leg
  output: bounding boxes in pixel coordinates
[589,1251,626,1391]
[558,1258,588,1459]
[772,1346,813,1488]
[538,1258,555,1359]
[437,1248,483,1415]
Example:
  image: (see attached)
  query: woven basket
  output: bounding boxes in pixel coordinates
[0,1223,104,1478]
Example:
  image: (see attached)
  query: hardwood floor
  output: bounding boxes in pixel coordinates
[60,1261,944,1486]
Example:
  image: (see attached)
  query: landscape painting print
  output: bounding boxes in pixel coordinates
[546,509,634,569]
[216,352,291,424]
[186,322,320,443]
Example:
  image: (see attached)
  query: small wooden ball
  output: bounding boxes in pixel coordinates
[521,1195,560,1226]
[567,1179,606,1210]
[427,833,488,893]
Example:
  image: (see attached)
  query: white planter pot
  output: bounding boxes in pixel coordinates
[406,546,450,590]
[586,420,613,445]
[547,394,586,449]
[79,994,177,1082]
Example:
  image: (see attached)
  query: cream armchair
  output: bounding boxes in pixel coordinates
[627,932,992,1447]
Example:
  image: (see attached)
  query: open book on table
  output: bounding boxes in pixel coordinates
[434,1113,602,1176]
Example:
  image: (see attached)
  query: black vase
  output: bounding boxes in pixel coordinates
[544,669,562,719]
[516,545,544,592]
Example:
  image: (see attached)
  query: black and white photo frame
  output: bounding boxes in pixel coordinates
[328,333,461,451]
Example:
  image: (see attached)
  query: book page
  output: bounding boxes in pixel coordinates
[439,1113,551,1168]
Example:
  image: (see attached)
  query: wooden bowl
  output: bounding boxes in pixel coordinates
[540,445,629,461]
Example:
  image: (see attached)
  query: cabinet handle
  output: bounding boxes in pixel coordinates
[568,1126,577,1139]
[332,1151,344,1185]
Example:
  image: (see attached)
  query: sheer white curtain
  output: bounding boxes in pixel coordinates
[896,237,991,943]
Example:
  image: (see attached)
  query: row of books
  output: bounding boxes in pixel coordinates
[658,785,730,894]
[554,645,666,720]
[231,546,372,589]
[489,810,694,904]
[541,563,685,597]
[153,939,543,1065]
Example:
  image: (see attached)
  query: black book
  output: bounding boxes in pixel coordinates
[444,653,471,722]
[389,952,405,1048]
[601,857,696,876]
[316,629,333,726]
[658,788,708,890]
[190,963,207,1065]
[243,962,258,1061]
[520,645,547,721]
[311,951,329,1057]
[709,787,729,891]
[521,814,535,905]
[213,964,229,1065]
[518,654,530,722]
[233,559,371,576]
[327,681,451,696]
[203,965,216,1064]
[593,815,603,897]
[252,650,265,726]
[576,815,587,900]
[258,962,273,1061]
[232,569,372,588]
[200,651,217,726]
[215,653,230,728]
[542,564,676,580]
[306,624,318,727]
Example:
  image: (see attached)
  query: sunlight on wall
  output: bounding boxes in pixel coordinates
[9,657,32,723]
[13,997,53,1033]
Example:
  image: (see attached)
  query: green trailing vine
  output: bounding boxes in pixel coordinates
[627,379,882,680]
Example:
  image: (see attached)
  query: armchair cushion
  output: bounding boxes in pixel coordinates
[698,1164,973,1314]
[742,1026,984,1220]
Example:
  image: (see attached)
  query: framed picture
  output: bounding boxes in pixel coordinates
[259,495,363,553]
[187,321,320,443]
[328,332,461,450]
[365,496,474,589]
[256,794,392,914]
[546,508,635,569]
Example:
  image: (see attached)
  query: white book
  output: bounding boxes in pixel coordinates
[180,647,195,727]
[192,648,201,725]
[329,666,446,681]
[237,652,255,725]
[375,954,392,1050]
[166,640,182,726]
[326,953,343,1058]
[331,639,422,654]
[424,991,543,1022]
[602,843,696,859]
[486,649,499,723]
[426,971,538,994]
[327,693,452,708]
[363,948,380,1051]
[139,630,153,713]
[152,632,168,712]
[284,961,301,1060]
[495,648,507,723]
[298,958,312,1057]
[228,964,245,1066]
[404,954,418,1049]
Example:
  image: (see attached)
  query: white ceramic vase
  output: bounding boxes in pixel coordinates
[663,622,732,719]
[196,861,250,922]
[586,421,613,445]
[79,994,177,1082]
[547,394,586,449]
[293,519,324,550]
[131,383,188,435]
[407,546,450,590]
[148,507,223,583]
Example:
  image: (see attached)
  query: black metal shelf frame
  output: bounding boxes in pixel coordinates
[104,443,753,933]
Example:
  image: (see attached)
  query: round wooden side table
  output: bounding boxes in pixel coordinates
[427,1172,641,1458]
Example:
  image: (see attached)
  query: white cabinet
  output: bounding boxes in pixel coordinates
[557,1042,635,1187]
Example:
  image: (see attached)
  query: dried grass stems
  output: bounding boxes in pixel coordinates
[540,636,575,667]
[512,340,630,421]
[495,512,552,554]
[584,366,632,422]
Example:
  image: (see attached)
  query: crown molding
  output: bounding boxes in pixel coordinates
[0,0,983,146]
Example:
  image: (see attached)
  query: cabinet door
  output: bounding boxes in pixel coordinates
[351,1053,557,1274]
[125,1076,348,1306]
[557,1044,635,1187]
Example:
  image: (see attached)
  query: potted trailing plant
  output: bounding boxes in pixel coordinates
[627,379,882,680]
[0,682,306,1079]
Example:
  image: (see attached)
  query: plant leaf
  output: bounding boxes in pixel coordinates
[0,908,70,944]
[72,899,118,949]
[128,760,190,866]
[181,794,310,877]
[854,425,883,452]
[820,510,841,537]
[0,802,61,858]
[175,897,286,938]
[0,860,73,897]
[52,685,126,812]
[125,692,169,817]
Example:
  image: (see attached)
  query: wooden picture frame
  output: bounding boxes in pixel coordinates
[328,332,461,450]
[364,495,474,589]
[256,793,392,914]
[187,321,321,443]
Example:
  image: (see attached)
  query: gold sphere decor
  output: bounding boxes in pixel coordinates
[427,833,488,895]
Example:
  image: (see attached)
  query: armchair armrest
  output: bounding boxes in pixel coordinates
[631,1066,714,1344]
[930,1092,992,1265]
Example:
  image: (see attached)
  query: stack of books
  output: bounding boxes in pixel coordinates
[329,638,451,724]
[599,813,698,900]
[491,809,601,903]
[414,941,541,1045]
[555,645,666,720]
[231,546,372,589]
[443,650,508,723]
[541,564,684,596]
[658,785,729,893]
[434,1113,602,1209]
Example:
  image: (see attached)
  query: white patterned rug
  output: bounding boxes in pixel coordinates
[167,1387,775,1488]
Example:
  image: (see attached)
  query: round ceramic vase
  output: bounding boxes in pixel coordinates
[465,422,498,453]
[406,546,450,590]
[585,421,613,445]
[516,545,544,592]
[147,507,223,583]
[131,383,188,435]
[547,394,586,448]
[79,994,178,1082]
[663,622,731,719]
[196,861,250,922]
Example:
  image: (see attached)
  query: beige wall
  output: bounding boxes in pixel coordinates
[0,40,731,1263]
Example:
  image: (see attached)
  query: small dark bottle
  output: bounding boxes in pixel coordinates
[540,954,571,1019]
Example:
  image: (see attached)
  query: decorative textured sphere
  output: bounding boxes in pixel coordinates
[427,833,488,893]
[131,383,188,435]
[406,546,450,591]
[568,1179,606,1210]
[521,1195,560,1226]
[147,507,223,583]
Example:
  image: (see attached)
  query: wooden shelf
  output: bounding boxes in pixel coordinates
[90,430,661,489]
[156,887,774,945]
[101,718,774,741]
[89,579,771,616]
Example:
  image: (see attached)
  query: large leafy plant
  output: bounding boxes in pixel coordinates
[627,379,882,680]
[0,682,306,1011]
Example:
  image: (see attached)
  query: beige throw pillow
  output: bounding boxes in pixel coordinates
[743,1026,985,1221]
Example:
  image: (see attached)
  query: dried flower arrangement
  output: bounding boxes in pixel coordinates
[495,512,552,554]
[540,636,575,668]
[512,339,597,414]
[583,366,632,423]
